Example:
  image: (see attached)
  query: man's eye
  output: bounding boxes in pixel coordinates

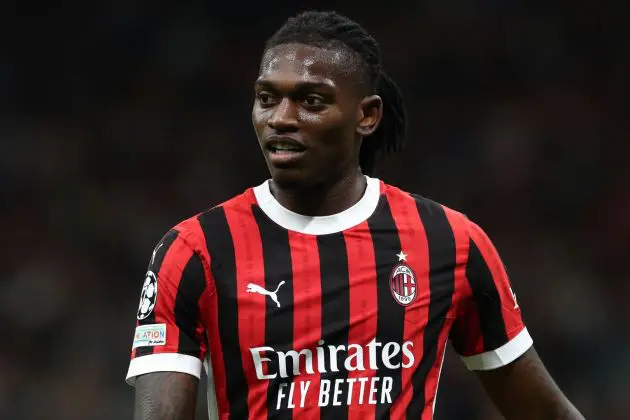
[302,95,324,107]
[257,92,275,105]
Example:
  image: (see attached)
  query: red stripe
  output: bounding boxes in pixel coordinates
[469,222,523,337]
[420,207,469,419]
[178,220,213,361]
[421,318,454,420]
[206,274,230,416]
[153,236,193,353]
[345,222,378,420]
[385,191,431,419]
[244,187,259,205]
[181,218,230,416]
[289,232,321,420]
[454,303,485,357]
[451,219,484,357]
[451,290,485,356]
[224,204,268,418]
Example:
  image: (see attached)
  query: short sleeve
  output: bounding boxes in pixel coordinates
[126,229,210,385]
[450,221,533,371]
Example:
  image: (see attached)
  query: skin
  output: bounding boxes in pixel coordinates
[133,43,584,419]
[477,348,584,419]
[251,43,382,216]
[134,372,197,420]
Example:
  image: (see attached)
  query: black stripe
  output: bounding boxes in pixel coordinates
[406,196,456,418]
[466,239,508,349]
[252,206,294,420]
[317,232,350,420]
[368,198,405,420]
[175,253,207,357]
[199,208,249,419]
[136,229,179,357]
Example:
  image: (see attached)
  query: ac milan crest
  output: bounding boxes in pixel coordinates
[390,262,417,306]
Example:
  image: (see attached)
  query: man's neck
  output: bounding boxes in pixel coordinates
[269,170,368,217]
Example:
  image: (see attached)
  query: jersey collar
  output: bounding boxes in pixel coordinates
[253,176,381,235]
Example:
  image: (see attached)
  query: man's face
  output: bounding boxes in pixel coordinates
[252,43,366,189]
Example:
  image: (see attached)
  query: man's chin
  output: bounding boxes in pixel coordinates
[269,168,312,190]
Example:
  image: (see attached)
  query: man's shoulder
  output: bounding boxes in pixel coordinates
[381,181,471,229]
[170,187,257,247]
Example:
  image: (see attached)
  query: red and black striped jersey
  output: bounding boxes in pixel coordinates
[126,177,532,420]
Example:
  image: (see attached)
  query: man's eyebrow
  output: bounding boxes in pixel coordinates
[254,79,334,91]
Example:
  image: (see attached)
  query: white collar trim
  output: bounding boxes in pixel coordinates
[253,176,381,235]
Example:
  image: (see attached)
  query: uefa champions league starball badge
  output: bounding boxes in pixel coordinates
[137,271,158,320]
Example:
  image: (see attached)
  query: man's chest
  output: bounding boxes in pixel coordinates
[209,226,458,351]
[201,200,463,413]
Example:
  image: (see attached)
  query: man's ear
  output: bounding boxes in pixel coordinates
[356,94,383,137]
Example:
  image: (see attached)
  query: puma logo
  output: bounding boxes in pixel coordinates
[246,281,286,308]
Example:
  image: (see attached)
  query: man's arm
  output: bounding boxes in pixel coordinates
[452,220,583,419]
[476,348,584,420]
[134,372,198,420]
[126,229,211,418]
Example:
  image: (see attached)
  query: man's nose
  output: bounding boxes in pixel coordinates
[267,98,298,132]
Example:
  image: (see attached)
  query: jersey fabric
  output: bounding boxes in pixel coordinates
[126,176,533,420]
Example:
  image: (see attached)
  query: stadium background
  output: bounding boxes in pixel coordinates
[3,1,629,419]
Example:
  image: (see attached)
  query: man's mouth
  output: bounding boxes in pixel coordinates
[268,144,307,154]
[265,136,308,165]
[266,136,307,154]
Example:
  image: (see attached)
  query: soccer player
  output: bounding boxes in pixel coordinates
[126,10,584,420]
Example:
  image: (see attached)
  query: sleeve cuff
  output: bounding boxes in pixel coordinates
[460,327,533,371]
[126,353,203,386]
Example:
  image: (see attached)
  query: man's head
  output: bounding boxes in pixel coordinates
[252,11,407,189]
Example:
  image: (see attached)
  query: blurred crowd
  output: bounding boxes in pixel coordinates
[2,1,629,419]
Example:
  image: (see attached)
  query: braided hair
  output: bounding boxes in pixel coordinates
[264,11,408,175]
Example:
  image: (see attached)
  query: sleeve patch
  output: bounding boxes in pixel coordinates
[132,323,166,349]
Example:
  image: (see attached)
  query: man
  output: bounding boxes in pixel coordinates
[126,10,584,420]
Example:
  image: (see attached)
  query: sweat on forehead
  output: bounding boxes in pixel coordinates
[259,43,369,90]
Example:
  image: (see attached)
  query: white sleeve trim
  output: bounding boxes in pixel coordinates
[126,353,203,386]
[460,327,533,371]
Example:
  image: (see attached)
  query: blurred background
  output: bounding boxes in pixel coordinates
[2,0,629,419]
